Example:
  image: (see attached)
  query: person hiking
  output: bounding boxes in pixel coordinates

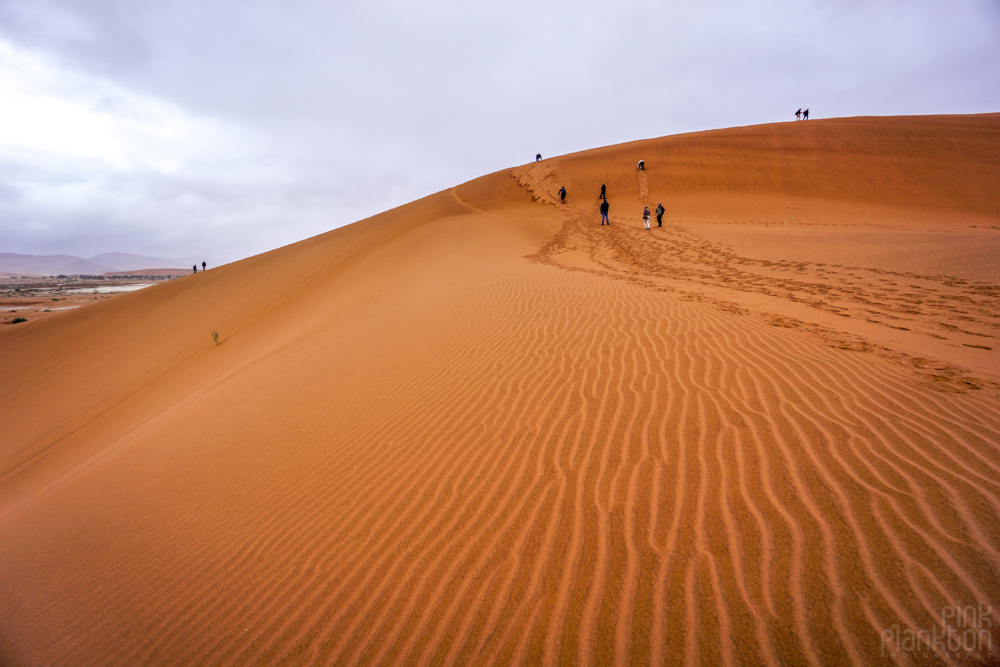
[643,205,651,230]
[656,202,665,227]
[202,261,206,271]
[795,108,802,120]
[559,186,566,203]
[599,184,606,200]
[803,109,809,120]
[600,199,610,225]
[637,159,645,172]
[536,153,542,162]
[193,265,197,274]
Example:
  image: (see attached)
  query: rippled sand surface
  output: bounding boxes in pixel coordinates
[2,114,998,666]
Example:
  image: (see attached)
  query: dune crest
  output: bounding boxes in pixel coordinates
[1,115,999,666]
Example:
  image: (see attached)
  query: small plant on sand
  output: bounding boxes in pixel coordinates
[211,330,220,345]
[11,317,27,324]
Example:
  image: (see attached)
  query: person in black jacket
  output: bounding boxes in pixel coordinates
[559,186,566,203]
[656,203,665,227]
[600,199,610,225]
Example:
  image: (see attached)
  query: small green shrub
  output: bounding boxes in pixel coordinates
[211,330,219,344]
[11,317,27,324]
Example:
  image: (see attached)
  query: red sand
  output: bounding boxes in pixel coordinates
[1,114,998,666]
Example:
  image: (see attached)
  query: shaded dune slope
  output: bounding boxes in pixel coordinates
[1,115,999,666]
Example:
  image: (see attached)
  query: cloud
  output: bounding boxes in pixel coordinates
[0,39,244,171]
[0,0,997,260]
[0,36,282,259]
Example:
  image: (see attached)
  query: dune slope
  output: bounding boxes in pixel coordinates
[1,114,999,666]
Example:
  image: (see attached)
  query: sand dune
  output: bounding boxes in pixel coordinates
[1,114,999,666]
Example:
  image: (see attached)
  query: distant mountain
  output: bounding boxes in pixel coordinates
[54,258,116,275]
[0,253,105,276]
[0,252,224,276]
[101,268,194,277]
[89,252,218,272]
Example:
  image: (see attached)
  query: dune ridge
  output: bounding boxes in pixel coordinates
[1,115,999,666]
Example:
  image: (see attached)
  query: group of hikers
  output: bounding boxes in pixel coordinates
[643,203,666,229]
[598,189,664,228]
[539,107,808,227]
[545,157,665,229]
[192,261,207,274]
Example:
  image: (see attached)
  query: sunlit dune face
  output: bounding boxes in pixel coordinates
[1,115,999,666]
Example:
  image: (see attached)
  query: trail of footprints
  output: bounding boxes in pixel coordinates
[532,191,997,389]
[7,169,1000,667]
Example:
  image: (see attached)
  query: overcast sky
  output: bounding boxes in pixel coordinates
[1,0,998,262]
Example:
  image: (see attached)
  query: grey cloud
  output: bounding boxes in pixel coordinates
[0,0,997,260]
[0,176,21,203]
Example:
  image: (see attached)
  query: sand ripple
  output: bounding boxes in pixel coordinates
[1,116,999,666]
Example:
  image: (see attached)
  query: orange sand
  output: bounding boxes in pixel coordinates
[1,114,998,666]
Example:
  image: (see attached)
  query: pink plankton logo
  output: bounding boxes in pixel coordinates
[881,603,994,661]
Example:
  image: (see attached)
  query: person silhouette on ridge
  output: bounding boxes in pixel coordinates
[803,109,809,120]
[599,184,606,200]
[536,153,542,162]
[795,108,802,120]
[193,265,197,274]
[202,261,206,271]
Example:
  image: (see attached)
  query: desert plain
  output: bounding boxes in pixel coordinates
[1,114,999,666]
